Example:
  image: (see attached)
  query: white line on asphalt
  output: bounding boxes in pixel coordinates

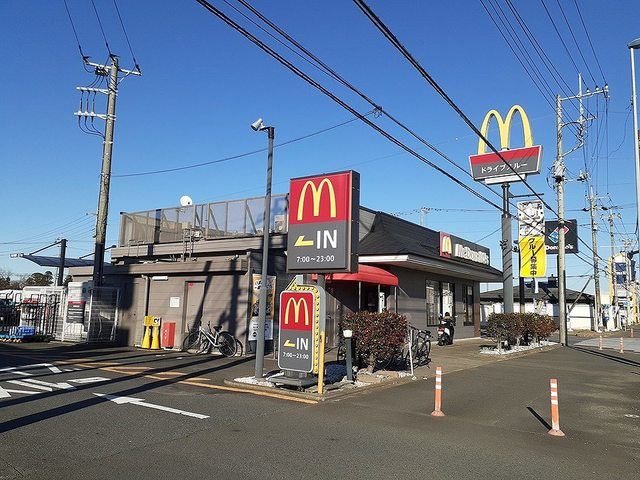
[93,393,209,419]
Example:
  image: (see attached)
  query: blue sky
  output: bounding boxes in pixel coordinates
[0,0,638,293]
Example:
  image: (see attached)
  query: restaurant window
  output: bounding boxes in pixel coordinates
[463,285,475,326]
[441,282,455,318]
[426,280,441,326]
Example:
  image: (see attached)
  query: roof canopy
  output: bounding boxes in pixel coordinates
[313,265,399,286]
[18,255,97,268]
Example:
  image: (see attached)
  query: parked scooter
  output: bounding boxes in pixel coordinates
[437,313,455,346]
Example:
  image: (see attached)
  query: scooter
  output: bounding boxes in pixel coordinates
[437,316,455,346]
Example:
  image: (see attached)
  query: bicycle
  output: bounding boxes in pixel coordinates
[405,326,432,368]
[182,321,237,357]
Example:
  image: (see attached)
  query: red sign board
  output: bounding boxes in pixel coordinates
[288,172,354,225]
[469,146,542,181]
[279,291,314,332]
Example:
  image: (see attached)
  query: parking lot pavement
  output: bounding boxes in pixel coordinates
[1,342,638,479]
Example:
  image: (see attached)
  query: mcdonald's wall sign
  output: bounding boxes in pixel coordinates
[286,170,360,273]
[469,105,542,184]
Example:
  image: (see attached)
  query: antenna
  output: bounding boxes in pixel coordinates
[180,195,193,207]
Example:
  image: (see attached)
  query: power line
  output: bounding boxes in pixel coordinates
[232,0,505,203]
[194,0,504,211]
[90,0,112,55]
[571,0,606,84]
[112,0,141,71]
[554,0,598,85]
[351,0,613,270]
[538,0,581,77]
[113,112,373,177]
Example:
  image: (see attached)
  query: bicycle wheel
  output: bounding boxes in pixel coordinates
[217,332,237,357]
[182,332,202,354]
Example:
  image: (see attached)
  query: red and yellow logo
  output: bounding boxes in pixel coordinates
[289,172,353,225]
[279,292,314,331]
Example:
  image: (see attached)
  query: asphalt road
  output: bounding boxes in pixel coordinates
[0,343,638,480]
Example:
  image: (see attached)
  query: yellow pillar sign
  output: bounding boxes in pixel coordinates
[519,236,547,278]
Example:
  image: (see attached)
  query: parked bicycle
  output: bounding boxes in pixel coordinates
[182,321,237,357]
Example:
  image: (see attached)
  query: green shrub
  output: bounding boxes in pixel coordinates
[488,312,557,347]
[531,314,556,342]
[340,311,408,372]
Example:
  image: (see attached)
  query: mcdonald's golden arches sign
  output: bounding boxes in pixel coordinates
[469,105,542,184]
[287,171,360,273]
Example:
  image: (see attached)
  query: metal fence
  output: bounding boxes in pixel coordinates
[0,293,63,338]
[119,194,289,247]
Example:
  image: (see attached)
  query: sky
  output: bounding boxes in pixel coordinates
[0,0,638,294]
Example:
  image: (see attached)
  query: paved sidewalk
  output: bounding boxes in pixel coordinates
[574,337,640,352]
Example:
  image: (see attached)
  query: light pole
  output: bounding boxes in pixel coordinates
[629,38,640,249]
[251,118,275,379]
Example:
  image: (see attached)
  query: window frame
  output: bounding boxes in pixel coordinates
[463,284,475,326]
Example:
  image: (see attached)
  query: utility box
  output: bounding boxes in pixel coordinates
[161,322,176,349]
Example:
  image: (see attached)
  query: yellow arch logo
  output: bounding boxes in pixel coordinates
[297,178,337,221]
[441,235,452,257]
[284,297,310,326]
[477,105,533,155]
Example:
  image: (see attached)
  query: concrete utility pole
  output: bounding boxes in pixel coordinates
[501,183,514,314]
[586,186,605,330]
[553,76,608,346]
[629,39,640,256]
[75,55,141,287]
[605,211,621,329]
[419,207,429,227]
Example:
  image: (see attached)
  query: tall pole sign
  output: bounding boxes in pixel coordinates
[287,171,359,273]
[517,200,548,278]
[469,105,543,314]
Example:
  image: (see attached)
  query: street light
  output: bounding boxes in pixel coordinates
[252,117,275,379]
[629,38,640,249]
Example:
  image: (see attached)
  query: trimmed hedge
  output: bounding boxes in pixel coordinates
[487,312,556,347]
[340,311,408,372]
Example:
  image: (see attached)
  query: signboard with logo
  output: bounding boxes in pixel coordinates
[544,220,578,254]
[439,232,490,265]
[469,105,542,184]
[286,171,359,273]
[517,201,545,238]
[278,290,317,373]
[248,274,276,341]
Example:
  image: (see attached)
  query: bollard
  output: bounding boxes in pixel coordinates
[620,337,624,354]
[431,366,445,417]
[598,335,602,351]
[631,328,634,338]
[548,378,565,437]
[150,325,161,350]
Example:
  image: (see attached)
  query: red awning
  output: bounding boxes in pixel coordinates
[312,265,398,286]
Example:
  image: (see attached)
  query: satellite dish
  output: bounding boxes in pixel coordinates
[180,195,193,207]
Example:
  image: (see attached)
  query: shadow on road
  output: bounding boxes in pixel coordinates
[526,406,551,431]
[571,346,640,368]
[0,355,255,434]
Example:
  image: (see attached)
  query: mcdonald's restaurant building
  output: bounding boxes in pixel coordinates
[69,194,501,350]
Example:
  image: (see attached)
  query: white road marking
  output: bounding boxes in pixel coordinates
[7,380,53,392]
[93,393,209,419]
[0,386,39,398]
[13,378,75,390]
[68,377,109,385]
[0,363,62,376]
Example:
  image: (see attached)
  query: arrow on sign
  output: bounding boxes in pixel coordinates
[294,235,314,247]
[93,393,209,419]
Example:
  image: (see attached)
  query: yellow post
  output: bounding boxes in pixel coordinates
[317,331,326,395]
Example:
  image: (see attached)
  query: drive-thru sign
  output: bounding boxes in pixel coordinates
[278,290,317,373]
[286,171,359,273]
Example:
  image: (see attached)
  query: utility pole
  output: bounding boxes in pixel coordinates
[75,55,141,287]
[501,183,514,314]
[57,238,67,287]
[585,186,606,330]
[553,76,608,346]
[605,211,621,329]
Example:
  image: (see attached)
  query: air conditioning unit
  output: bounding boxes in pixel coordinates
[274,215,287,233]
